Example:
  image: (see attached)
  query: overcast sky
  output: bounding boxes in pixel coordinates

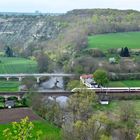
[0,0,139,13]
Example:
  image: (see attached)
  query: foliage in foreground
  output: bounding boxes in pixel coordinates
[63,90,112,140]
[63,90,140,140]
[28,89,140,140]
[3,117,42,140]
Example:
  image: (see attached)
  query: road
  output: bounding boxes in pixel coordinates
[0,73,75,77]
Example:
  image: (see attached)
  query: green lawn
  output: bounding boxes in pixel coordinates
[0,57,38,74]
[88,31,140,51]
[0,121,62,140]
[0,81,20,91]
[108,80,140,87]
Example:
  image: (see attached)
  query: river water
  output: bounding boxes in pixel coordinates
[39,76,64,91]
[38,74,68,106]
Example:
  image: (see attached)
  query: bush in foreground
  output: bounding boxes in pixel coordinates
[3,117,42,140]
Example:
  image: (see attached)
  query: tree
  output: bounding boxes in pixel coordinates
[61,89,115,140]
[118,102,137,140]
[124,47,130,57]
[37,52,49,73]
[29,93,47,118]
[73,113,111,140]
[66,80,82,90]
[22,77,36,90]
[5,46,13,57]
[67,89,97,122]
[120,48,124,57]
[3,117,42,140]
[136,134,140,140]
[44,98,63,126]
[29,93,63,126]
[120,47,130,57]
[94,69,109,86]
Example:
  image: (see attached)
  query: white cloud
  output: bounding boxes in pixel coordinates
[0,0,139,13]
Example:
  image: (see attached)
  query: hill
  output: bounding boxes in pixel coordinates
[88,31,140,51]
[0,9,140,74]
[0,9,139,53]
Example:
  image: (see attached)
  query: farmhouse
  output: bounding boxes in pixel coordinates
[5,100,15,108]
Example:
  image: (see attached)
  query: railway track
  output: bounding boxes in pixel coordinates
[72,88,140,94]
[0,88,140,97]
[0,91,73,97]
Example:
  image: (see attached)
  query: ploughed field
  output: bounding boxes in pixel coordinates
[88,31,140,51]
[0,108,41,123]
[0,57,37,74]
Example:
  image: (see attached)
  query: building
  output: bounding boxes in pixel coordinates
[5,100,15,108]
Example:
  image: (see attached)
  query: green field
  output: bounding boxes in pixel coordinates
[88,31,140,51]
[0,121,61,140]
[108,80,140,87]
[0,81,20,91]
[0,57,37,74]
[96,100,140,116]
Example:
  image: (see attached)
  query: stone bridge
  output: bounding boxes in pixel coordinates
[0,91,73,100]
[0,73,75,83]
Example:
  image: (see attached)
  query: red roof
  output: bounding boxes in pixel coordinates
[81,74,93,79]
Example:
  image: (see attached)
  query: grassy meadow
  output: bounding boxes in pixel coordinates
[0,57,37,74]
[88,31,140,51]
[108,80,140,87]
[0,121,62,140]
[96,100,140,117]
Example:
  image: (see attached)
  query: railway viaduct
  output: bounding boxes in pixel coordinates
[1,89,140,100]
[0,91,73,100]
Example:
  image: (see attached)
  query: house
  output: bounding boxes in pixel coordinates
[80,74,93,79]
[5,100,15,108]
[100,96,109,105]
[100,100,109,105]
[109,57,116,64]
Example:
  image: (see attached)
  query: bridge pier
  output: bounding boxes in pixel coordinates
[6,77,10,81]
[36,77,40,83]
[18,77,23,82]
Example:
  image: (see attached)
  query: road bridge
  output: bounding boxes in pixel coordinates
[0,73,75,83]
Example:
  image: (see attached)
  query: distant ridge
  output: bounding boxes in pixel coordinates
[0,12,63,16]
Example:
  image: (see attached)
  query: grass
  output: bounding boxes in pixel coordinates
[0,121,62,140]
[108,80,140,87]
[96,100,140,116]
[88,31,140,51]
[0,102,4,108]
[0,81,20,92]
[0,57,38,74]
[33,121,62,140]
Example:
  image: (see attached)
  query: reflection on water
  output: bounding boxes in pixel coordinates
[39,76,64,91]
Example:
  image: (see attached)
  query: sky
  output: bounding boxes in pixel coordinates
[0,0,139,13]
